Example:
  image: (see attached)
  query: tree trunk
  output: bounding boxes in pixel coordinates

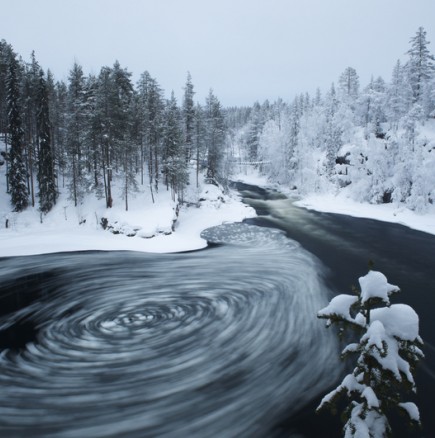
[154,144,159,192]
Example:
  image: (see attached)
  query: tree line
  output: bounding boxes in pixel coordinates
[0,42,226,213]
[228,27,435,212]
[2,27,434,216]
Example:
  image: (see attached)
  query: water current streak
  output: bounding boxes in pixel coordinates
[0,223,340,437]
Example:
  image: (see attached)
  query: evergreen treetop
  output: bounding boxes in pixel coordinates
[317,270,424,438]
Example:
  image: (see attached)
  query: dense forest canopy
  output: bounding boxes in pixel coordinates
[1,26,434,214]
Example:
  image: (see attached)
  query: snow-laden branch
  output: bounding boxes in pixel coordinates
[317,270,424,437]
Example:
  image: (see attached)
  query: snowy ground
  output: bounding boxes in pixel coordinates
[0,165,256,257]
[2,159,434,258]
[294,193,435,237]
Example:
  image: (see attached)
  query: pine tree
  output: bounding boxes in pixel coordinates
[359,77,387,138]
[162,91,187,201]
[36,69,57,213]
[205,89,225,181]
[137,71,164,196]
[406,27,435,107]
[287,97,301,183]
[6,52,29,212]
[110,61,135,210]
[22,50,43,207]
[0,40,14,194]
[245,101,263,162]
[0,40,13,139]
[387,60,412,129]
[317,270,423,437]
[120,95,139,212]
[66,62,86,206]
[51,79,68,189]
[82,74,103,196]
[182,72,195,164]
[193,102,205,187]
[338,67,360,106]
[324,83,342,176]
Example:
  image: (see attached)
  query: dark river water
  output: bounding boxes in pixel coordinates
[0,183,434,437]
[236,182,435,438]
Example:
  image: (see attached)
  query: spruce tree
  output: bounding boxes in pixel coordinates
[36,69,57,213]
[7,53,29,212]
[317,270,423,437]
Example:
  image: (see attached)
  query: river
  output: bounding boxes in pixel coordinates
[0,183,433,437]
[236,181,435,438]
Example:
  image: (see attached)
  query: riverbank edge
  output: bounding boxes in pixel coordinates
[235,172,435,237]
[0,183,257,258]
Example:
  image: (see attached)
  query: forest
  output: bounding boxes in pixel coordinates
[229,27,435,212]
[1,26,434,216]
[0,43,226,214]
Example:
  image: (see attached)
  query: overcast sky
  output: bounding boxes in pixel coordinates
[2,0,435,106]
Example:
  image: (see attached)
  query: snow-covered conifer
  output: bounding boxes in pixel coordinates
[204,89,225,181]
[162,91,187,201]
[317,270,424,437]
[182,72,195,164]
[7,52,29,212]
[406,27,435,108]
[66,62,87,207]
[338,67,360,107]
[36,68,57,213]
[386,60,412,129]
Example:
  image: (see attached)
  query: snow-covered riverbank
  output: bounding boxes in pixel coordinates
[234,171,435,237]
[294,193,435,237]
[0,176,256,257]
[2,165,434,258]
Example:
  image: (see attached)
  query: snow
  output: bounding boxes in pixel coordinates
[358,270,399,305]
[362,320,386,352]
[2,158,434,258]
[0,165,256,257]
[361,387,379,409]
[317,294,358,324]
[370,329,413,383]
[232,171,270,187]
[345,402,389,438]
[398,402,420,423]
[371,304,420,342]
[294,191,435,237]
[233,167,435,238]
[359,317,417,383]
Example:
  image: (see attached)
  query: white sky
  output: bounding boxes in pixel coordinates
[2,0,435,106]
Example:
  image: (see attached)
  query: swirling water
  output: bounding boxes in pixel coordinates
[0,223,341,437]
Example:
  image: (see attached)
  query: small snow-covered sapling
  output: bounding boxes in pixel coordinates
[317,270,424,437]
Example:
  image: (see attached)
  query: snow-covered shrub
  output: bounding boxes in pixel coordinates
[317,270,424,437]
